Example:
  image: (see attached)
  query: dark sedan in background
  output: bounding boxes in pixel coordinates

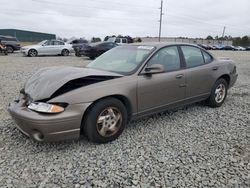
[68,39,88,53]
[74,41,118,59]
[0,35,21,53]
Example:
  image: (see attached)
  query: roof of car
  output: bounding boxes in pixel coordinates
[128,42,199,48]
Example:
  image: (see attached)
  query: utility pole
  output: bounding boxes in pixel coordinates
[222,26,226,38]
[158,0,163,42]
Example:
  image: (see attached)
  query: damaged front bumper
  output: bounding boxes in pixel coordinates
[8,93,91,142]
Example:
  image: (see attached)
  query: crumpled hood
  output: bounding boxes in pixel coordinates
[24,66,123,101]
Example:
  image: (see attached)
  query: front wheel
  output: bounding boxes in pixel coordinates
[61,49,69,56]
[28,49,38,57]
[75,52,81,57]
[207,78,228,107]
[83,98,127,143]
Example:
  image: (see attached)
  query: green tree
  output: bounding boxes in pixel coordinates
[206,35,213,40]
[241,36,250,47]
[91,37,101,43]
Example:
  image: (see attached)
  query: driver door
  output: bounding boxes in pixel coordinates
[38,40,54,55]
[137,46,186,114]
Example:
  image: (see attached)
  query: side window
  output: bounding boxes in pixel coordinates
[181,46,204,68]
[148,46,181,72]
[122,39,127,43]
[45,41,53,45]
[202,51,212,64]
[115,38,120,43]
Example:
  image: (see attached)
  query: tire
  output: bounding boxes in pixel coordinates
[28,49,38,57]
[75,52,81,57]
[83,98,127,143]
[7,46,14,53]
[61,49,69,56]
[207,78,228,107]
[89,56,95,60]
[4,51,8,55]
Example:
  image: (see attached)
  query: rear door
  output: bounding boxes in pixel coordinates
[180,45,215,98]
[53,41,65,54]
[137,46,186,113]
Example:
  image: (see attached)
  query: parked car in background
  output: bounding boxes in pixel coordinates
[246,47,250,51]
[107,37,129,45]
[9,43,238,143]
[197,44,212,50]
[0,40,8,55]
[68,39,88,54]
[207,44,216,50]
[234,46,246,51]
[212,45,224,50]
[21,40,73,57]
[75,41,118,59]
[222,45,237,51]
[0,35,21,53]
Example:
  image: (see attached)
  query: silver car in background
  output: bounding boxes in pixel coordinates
[21,40,73,57]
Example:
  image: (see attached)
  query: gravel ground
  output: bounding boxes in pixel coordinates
[0,51,249,187]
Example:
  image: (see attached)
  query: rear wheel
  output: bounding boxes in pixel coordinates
[61,49,69,56]
[207,78,228,107]
[83,98,127,143]
[28,49,38,57]
[7,46,14,53]
[89,56,95,60]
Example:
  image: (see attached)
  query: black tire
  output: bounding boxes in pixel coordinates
[207,78,228,107]
[7,46,14,53]
[61,49,69,56]
[28,49,38,57]
[83,98,127,143]
[75,52,81,57]
[89,55,95,60]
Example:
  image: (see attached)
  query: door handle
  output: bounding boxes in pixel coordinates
[212,67,218,71]
[176,74,184,79]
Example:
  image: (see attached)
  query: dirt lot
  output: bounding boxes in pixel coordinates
[0,51,249,187]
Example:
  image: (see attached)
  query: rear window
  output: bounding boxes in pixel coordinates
[181,46,205,68]
[202,51,213,64]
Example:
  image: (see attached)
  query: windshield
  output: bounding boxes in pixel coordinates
[38,40,47,45]
[86,45,155,75]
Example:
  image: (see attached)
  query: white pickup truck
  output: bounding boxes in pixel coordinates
[107,37,128,45]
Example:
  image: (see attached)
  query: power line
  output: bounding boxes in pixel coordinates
[32,0,158,13]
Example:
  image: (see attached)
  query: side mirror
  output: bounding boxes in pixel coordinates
[143,64,165,74]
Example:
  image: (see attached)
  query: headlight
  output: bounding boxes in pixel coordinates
[28,102,64,114]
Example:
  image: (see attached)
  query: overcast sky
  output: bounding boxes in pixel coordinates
[0,0,249,40]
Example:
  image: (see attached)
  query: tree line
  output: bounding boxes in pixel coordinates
[206,35,250,47]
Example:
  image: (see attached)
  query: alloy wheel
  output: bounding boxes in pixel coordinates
[96,107,122,137]
[215,83,226,103]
